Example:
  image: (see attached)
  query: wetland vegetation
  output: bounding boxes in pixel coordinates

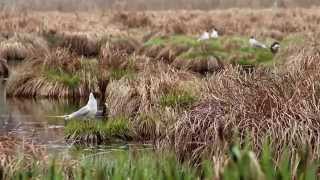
[1,3,320,179]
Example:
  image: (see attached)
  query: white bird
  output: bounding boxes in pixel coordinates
[64,92,97,120]
[198,31,210,41]
[210,29,219,39]
[249,36,267,49]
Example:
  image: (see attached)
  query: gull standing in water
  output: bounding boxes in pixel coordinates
[249,36,267,49]
[64,92,97,120]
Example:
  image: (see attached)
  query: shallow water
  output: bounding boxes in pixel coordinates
[0,78,151,155]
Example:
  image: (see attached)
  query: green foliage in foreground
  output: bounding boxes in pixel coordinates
[6,144,319,180]
[65,117,132,141]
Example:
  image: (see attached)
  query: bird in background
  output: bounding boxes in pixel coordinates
[270,41,280,54]
[64,92,98,120]
[198,31,210,41]
[198,27,219,41]
[210,28,219,39]
[249,36,267,49]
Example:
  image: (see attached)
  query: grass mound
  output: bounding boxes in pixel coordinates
[106,63,200,140]
[170,47,320,162]
[65,117,132,145]
[59,32,101,57]
[143,35,277,73]
[0,33,49,61]
[6,48,98,97]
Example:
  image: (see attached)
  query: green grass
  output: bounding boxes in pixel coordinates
[145,35,276,66]
[144,35,200,47]
[6,144,320,180]
[44,69,81,88]
[160,90,197,108]
[65,116,132,142]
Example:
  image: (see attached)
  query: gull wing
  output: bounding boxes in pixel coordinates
[68,106,91,119]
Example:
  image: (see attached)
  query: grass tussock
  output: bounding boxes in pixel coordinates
[65,117,132,144]
[143,35,281,73]
[106,63,200,140]
[0,33,49,61]
[169,46,320,163]
[59,32,101,57]
[112,11,152,28]
[6,48,98,97]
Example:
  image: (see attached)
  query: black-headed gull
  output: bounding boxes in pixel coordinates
[270,42,280,54]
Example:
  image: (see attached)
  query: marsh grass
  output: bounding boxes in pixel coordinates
[3,144,320,180]
[0,33,49,61]
[44,69,80,88]
[65,117,132,144]
[143,35,276,74]
[159,89,197,109]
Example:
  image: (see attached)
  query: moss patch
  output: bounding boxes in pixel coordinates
[160,90,197,108]
[44,69,80,88]
[65,117,132,144]
[145,35,276,66]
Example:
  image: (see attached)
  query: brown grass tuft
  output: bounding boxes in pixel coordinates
[0,33,49,61]
[60,32,101,57]
[169,46,320,162]
[6,48,98,98]
[106,63,198,140]
[112,11,152,28]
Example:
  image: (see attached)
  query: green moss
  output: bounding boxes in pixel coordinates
[65,116,132,141]
[146,35,278,66]
[160,90,197,108]
[144,35,200,48]
[144,37,166,46]
[44,69,80,88]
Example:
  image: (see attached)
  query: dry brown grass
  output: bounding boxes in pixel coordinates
[6,48,98,97]
[167,46,320,163]
[0,9,318,37]
[111,12,152,28]
[2,8,320,164]
[59,32,101,57]
[0,135,47,170]
[106,62,199,140]
[0,33,49,61]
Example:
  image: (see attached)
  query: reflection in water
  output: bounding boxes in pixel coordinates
[0,80,150,156]
[0,81,84,152]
